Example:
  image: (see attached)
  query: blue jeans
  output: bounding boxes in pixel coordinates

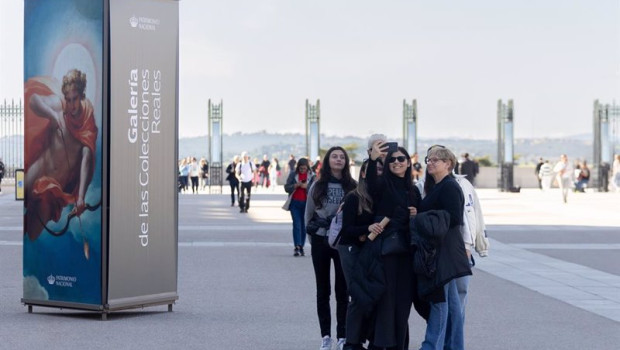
[421,279,463,350]
[289,199,306,247]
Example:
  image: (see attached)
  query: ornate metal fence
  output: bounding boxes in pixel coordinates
[0,99,24,182]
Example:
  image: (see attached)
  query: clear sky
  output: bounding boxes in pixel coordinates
[2,0,619,139]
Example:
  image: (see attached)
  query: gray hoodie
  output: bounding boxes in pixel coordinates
[304,181,346,237]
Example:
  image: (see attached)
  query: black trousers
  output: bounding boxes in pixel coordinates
[311,234,348,339]
[229,181,239,205]
[239,181,252,210]
[190,176,199,193]
[372,253,412,349]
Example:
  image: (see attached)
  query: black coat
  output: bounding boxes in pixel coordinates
[415,177,472,302]
[410,210,451,279]
[347,238,386,313]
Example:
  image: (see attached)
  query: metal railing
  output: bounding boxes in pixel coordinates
[0,99,24,182]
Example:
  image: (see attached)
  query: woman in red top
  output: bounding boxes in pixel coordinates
[284,158,313,256]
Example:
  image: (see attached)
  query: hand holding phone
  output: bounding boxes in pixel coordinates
[384,142,398,153]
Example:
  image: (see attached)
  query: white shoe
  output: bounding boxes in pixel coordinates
[337,338,346,350]
[320,336,332,350]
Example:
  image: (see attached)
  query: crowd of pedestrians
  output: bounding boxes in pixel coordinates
[178,156,209,194]
[534,153,620,202]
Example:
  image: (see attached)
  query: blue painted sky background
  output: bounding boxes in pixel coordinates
[22,0,102,305]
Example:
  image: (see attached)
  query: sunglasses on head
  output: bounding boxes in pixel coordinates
[387,155,407,163]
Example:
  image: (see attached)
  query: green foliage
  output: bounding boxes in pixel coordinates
[318,143,360,162]
[475,155,493,167]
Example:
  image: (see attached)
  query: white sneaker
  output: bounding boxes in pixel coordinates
[320,336,332,350]
[337,338,346,350]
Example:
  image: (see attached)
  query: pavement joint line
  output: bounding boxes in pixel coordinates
[476,239,620,323]
[510,243,620,249]
[0,240,298,248]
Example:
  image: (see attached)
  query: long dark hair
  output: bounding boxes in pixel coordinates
[312,146,356,208]
[384,146,418,208]
[295,157,310,174]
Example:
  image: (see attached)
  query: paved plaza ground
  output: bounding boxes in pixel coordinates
[0,183,619,349]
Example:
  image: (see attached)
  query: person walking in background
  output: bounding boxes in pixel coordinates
[288,154,297,176]
[270,157,280,191]
[305,146,357,350]
[284,158,313,257]
[554,154,574,203]
[535,157,544,189]
[414,145,471,350]
[178,158,189,193]
[367,141,421,350]
[252,157,261,190]
[612,154,620,192]
[226,156,240,206]
[311,156,323,176]
[411,152,423,183]
[457,153,477,185]
[538,160,553,191]
[574,160,590,193]
[236,152,256,213]
[0,157,4,194]
[260,154,271,188]
[200,157,209,190]
[189,157,200,194]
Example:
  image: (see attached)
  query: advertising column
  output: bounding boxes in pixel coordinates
[23,0,104,308]
[108,0,178,308]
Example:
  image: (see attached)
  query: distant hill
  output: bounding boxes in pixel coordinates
[0,132,613,171]
[179,131,610,167]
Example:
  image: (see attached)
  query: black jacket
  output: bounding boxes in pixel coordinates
[348,238,386,313]
[415,177,472,302]
[410,210,451,279]
[225,162,238,183]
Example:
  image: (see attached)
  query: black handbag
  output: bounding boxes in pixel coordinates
[380,224,409,255]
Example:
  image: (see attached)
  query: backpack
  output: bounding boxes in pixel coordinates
[327,204,345,249]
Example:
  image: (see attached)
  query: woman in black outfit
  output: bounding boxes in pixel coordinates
[225,156,240,206]
[337,160,384,350]
[367,142,421,350]
[415,146,471,350]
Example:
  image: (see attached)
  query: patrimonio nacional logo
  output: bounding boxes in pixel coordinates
[46,274,77,287]
[129,15,139,28]
[129,15,160,31]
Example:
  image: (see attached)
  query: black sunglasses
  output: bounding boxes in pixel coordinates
[387,155,407,163]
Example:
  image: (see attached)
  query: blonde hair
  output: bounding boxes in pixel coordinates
[428,147,458,172]
[354,161,373,215]
[62,69,87,99]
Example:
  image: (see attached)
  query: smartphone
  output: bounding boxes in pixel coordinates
[301,179,307,183]
[384,142,398,153]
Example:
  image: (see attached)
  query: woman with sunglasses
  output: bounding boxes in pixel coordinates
[367,141,421,350]
[305,146,357,350]
[415,146,472,350]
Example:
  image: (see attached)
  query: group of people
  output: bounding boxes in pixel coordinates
[0,158,4,194]
[178,157,209,194]
[535,155,595,203]
[224,153,282,212]
[283,134,488,350]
